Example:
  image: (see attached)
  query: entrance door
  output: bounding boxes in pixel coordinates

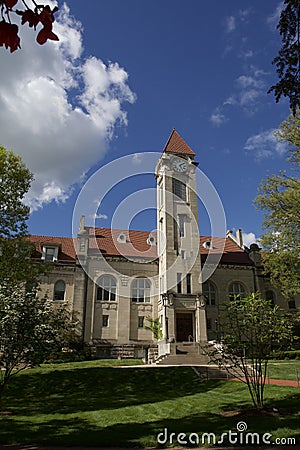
[176,313,193,342]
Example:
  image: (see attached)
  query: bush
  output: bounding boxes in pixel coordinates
[271,349,300,360]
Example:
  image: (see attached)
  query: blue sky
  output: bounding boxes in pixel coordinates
[0,0,290,246]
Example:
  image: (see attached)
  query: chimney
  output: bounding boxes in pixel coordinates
[79,215,85,233]
[236,228,243,248]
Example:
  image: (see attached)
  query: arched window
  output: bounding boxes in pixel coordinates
[203,281,217,306]
[131,278,151,303]
[228,282,246,301]
[266,290,275,307]
[97,275,117,301]
[54,280,66,301]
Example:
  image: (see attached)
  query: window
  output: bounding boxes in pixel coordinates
[131,278,151,303]
[42,245,59,262]
[186,274,191,294]
[266,290,275,307]
[54,280,65,301]
[181,250,185,259]
[203,281,217,306]
[207,318,212,330]
[102,315,109,327]
[138,316,144,328]
[228,282,246,301]
[177,273,182,294]
[172,179,186,201]
[288,299,296,310]
[97,275,116,301]
[179,215,185,237]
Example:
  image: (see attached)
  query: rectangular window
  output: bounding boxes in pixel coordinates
[177,273,182,294]
[102,315,109,327]
[186,273,191,294]
[173,217,178,252]
[179,215,185,237]
[138,316,144,328]
[45,247,55,262]
[172,179,186,201]
[181,250,185,259]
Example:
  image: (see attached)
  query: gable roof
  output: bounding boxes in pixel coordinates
[163,129,195,156]
[28,230,252,266]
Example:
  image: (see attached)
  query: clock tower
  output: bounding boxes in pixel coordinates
[155,129,207,351]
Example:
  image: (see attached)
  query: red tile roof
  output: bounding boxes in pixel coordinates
[28,235,76,262]
[200,236,253,266]
[163,129,196,156]
[28,230,253,266]
[88,228,157,260]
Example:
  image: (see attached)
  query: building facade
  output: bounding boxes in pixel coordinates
[30,130,299,359]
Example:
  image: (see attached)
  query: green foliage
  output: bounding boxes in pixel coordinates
[256,112,300,298]
[0,146,47,283]
[0,281,79,401]
[271,350,300,360]
[204,293,295,409]
[268,0,300,114]
[0,146,32,239]
[144,316,162,340]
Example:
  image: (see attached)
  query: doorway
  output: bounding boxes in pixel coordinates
[176,313,193,342]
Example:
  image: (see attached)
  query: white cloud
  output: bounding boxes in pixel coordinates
[210,112,227,126]
[0,1,136,210]
[242,232,257,247]
[225,16,236,33]
[244,129,287,160]
[267,2,284,28]
[90,213,108,220]
[210,65,268,124]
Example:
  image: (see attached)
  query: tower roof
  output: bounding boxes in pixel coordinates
[163,129,195,156]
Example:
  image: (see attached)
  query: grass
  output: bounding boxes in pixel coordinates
[267,360,300,381]
[0,360,299,447]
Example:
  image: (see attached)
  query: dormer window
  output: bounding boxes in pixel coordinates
[117,233,127,243]
[203,241,212,249]
[42,245,59,262]
[147,235,156,246]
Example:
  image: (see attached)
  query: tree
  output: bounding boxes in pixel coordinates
[0,281,78,402]
[0,0,59,53]
[268,0,300,114]
[0,146,45,283]
[204,293,295,410]
[144,317,163,340]
[255,111,300,299]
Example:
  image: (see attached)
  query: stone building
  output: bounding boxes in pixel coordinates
[29,130,298,361]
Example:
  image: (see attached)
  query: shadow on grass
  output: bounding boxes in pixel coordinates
[0,406,299,447]
[2,367,222,415]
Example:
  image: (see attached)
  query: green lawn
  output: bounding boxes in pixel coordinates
[267,360,300,381]
[0,360,299,447]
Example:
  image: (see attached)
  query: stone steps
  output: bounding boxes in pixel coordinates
[155,342,210,366]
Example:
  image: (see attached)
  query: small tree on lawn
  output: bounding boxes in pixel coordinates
[144,317,163,340]
[204,293,295,410]
[0,281,78,403]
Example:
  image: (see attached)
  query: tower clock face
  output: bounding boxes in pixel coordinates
[172,158,187,173]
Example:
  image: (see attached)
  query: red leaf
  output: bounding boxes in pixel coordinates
[0,21,20,52]
[21,9,40,29]
[4,0,18,8]
[36,27,59,45]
